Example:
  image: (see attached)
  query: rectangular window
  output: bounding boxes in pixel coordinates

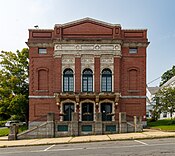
[129,48,137,54]
[39,48,47,54]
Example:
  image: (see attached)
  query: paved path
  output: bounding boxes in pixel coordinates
[0,129,175,148]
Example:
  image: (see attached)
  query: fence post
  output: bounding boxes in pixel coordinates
[8,124,18,140]
[71,112,79,136]
[95,112,102,135]
[119,112,126,133]
[134,116,137,132]
[47,112,55,138]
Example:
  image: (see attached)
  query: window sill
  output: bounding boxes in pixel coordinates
[35,90,49,92]
[127,90,140,93]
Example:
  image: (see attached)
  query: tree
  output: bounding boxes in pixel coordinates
[154,87,175,119]
[0,48,29,121]
[160,65,175,86]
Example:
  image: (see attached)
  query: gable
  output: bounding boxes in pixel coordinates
[63,22,113,35]
[54,18,121,39]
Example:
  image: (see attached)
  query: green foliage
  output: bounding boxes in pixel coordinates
[0,128,9,137]
[147,119,175,131]
[0,48,29,121]
[0,120,7,127]
[160,65,175,86]
[153,87,175,120]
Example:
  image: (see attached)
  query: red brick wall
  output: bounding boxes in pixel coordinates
[75,57,81,93]
[29,98,59,121]
[28,19,148,122]
[54,57,62,92]
[114,57,121,92]
[121,47,146,96]
[94,57,100,93]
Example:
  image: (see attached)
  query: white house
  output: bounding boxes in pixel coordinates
[146,75,175,119]
[159,76,175,119]
[146,86,160,118]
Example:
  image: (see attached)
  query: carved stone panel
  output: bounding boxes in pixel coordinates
[62,55,75,72]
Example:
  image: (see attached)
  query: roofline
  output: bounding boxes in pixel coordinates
[55,17,121,28]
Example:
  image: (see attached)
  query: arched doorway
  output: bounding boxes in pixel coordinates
[82,103,94,121]
[63,103,74,121]
[101,103,112,121]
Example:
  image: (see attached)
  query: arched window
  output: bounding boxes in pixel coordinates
[101,69,112,92]
[63,103,74,121]
[82,69,93,92]
[63,69,74,92]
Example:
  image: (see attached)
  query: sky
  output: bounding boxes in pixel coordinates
[0,0,175,87]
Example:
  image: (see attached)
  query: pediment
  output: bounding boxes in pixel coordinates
[63,22,113,35]
[55,18,121,38]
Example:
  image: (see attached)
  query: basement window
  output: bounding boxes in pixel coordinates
[129,48,137,54]
[38,48,47,54]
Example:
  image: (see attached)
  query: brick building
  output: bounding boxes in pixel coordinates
[27,18,149,136]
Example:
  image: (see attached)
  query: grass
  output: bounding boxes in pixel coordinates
[0,125,28,137]
[147,119,175,131]
[0,128,10,137]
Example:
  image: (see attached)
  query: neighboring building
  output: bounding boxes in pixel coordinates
[146,86,160,118]
[147,76,175,120]
[26,18,149,136]
[160,75,175,119]
[161,75,175,88]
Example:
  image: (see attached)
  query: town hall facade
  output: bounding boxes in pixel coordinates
[26,18,149,136]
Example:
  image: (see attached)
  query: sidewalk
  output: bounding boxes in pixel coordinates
[0,129,175,148]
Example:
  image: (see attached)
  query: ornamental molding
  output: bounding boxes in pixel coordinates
[62,55,75,73]
[100,55,114,63]
[27,42,53,47]
[81,55,94,64]
[123,42,149,47]
[100,55,114,73]
[81,54,94,72]
[54,44,121,57]
[62,55,75,64]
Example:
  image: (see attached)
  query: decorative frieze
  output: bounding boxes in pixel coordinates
[54,44,121,57]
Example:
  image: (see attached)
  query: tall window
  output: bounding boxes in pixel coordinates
[82,103,94,121]
[101,103,112,121]
[101,69,112,92]
[82,69,93,92]
[63,69,74,92]
[63,103,74,121]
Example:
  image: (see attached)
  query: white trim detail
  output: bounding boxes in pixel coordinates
[29,96,55,99]
[54,44,121,57]
[121,96,146,99]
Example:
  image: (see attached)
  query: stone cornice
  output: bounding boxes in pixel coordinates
[55,17,121,28]
[26,42,53,48]
[123,42,149,47]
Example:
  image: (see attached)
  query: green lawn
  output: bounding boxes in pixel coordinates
[147,119,175,131]
[0,125,28,137]
[0,128,9,137]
